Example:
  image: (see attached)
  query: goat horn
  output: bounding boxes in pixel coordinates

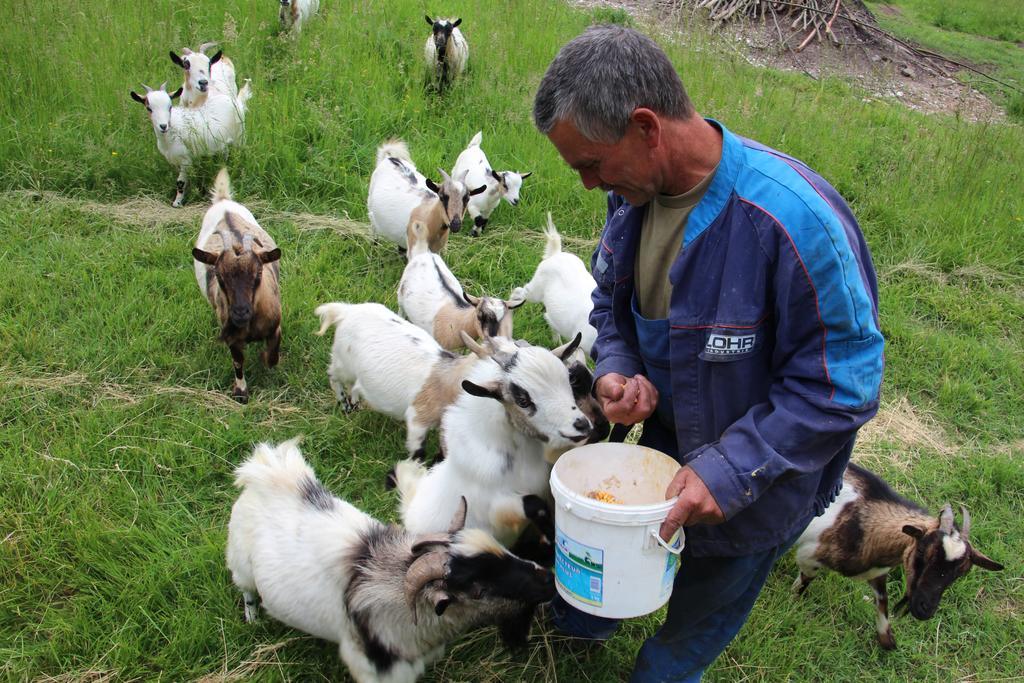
[181,47,193,55]
[437,167,451,182]
[142,83,153,93]
[403,550,448,625]
[960,505,971,540]
[217,228,235,252]
[159,81,168,92]
[410,534,450,557]
[939,504,955,533]
[448,496,468,534]
[198,41,219,54]
[242,234,254,253]
[461,331,490,359]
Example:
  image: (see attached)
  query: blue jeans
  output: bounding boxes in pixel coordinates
[550,535,797,682]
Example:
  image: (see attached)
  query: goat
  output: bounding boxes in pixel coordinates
[192,169,281,403]
[278,0,319,34]
[395,334,594,549]
[510,213,598,357]
[793,462,1004,650]
[451,131,531,237]
[168,42,237,108]
[424,16,468,91]
[398,222,524,350]
[227,438,555,683]
[130,80,251,207]
[367,140,484,255]
[314,301,481,460]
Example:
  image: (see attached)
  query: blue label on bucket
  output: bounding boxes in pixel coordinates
[661,538,681,598]
[555,527,604,607]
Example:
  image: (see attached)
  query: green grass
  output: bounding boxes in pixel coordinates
[1,0,1023,680]
[865,0,1024,119]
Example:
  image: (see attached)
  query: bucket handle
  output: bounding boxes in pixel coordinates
[650,529,683,555]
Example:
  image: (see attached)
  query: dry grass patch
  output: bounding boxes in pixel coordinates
[195,637,307,683]
[855,394,957,470]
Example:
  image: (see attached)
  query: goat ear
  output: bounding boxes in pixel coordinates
[209,50,222,65]
[425,178,440,193]
[490,169,501,182]
[553,332,583,362]
[970,549,1004,571]
[432,592,453,616]
[259,247,282,264]
[519,171,533,180]
[469,184,487,196]
[169,51,185,68]
[462,380,502,401]
[192,248,219,265]
[130,91,146,104]
[425,15,434,26]
[902,524,925,540]
[452,17,462,28]
[462,290,480,307]
[169,87,183,100]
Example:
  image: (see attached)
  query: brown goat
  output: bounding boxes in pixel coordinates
[193,210,281,403]
[793,462,1003,649]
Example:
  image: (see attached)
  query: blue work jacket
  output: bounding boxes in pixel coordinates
[590,121,884,557]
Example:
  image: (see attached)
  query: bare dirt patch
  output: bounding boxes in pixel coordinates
[571,0,1005,122]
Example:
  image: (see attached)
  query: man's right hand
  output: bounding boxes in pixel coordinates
[594,372,659,425]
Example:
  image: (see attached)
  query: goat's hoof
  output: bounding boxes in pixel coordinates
[233,389,249,404]
[172,200,184,208]
[384,468,398,489]
[470,228,481,238]
[342,399,358,413]
[878,631,897,650]
[260,350,279,368]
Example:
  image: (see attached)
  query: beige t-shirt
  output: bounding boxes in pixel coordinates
[634,167,718,319]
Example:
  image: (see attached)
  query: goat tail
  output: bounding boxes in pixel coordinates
[236,79,253,114]
[314,302,350,336]
[233,437,313,497]
[377,139,410,165]
[468,130,482,148]
[394,458,428,516]
[542,212,562,259]
[210,168,233,203]
[406,220,431,257]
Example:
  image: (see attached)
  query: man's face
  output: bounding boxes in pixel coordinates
[547,118,657,206]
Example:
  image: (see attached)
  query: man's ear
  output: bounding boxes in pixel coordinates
[630,108,661,148]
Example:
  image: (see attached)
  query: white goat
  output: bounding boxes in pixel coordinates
[398,222,524,350]
[314,301,475,459]
[130,80,252,207]
[227,438,555,683]
[451,131,531,236]
[367,140,483,254]
[424,16,468,91]
[279,0,319,34]
[510,214,598,357]
[395,334,593,548]
[169,43,238,108]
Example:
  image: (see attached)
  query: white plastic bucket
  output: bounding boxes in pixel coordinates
[550,442,684,619]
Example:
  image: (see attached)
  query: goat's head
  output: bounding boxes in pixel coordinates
[425,168,486,234]
[559,344,609,444]
[192,215,281,329]
[403,496,554,645]
[897,504,1004,620]
[130,83,183,135]
[462,290,526,340]
[425,16,462,57]
[461,333,593,448]
[169,45,222,94]
[489,169,533,207]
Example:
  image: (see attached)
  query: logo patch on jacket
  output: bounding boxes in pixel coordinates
[702,332,758,361]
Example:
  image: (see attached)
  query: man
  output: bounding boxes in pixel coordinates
[533,25,884,682]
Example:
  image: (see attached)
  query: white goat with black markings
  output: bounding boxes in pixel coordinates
[398,222,524,350]
[395,334,594,549]
[367,140,484,254]
[510,213,598,357]
[278,0,319,34]
[793,462,1004,650]
[130,79,251,207]
[227,438,555,683]
[169,42,237,108]
[451,131,532,237]
[424,16,468,91]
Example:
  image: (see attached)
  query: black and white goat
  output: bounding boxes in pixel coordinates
[227,438,554,683]
[793,462,1004,649]
[450,131,531,237]
[424,16,468,91]
[169,42,237,108]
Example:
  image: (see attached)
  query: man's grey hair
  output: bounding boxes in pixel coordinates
[533,25,694,144]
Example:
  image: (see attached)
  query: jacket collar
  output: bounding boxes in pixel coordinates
[684,119,743,248]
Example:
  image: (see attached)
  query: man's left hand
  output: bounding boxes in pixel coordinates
[659,466,725,542]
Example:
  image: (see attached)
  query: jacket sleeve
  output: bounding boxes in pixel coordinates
[686,208,885,521]
[589,195,644,383]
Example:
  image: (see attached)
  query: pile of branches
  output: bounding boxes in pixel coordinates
[694,0,851,50]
